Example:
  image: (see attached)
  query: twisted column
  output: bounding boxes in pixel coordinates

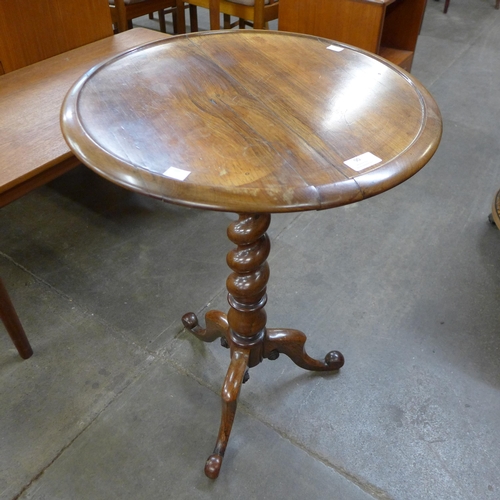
[226,213,270,367]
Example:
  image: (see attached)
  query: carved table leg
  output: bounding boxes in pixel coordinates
[182,310,230,347]
[205,348,249,479]
[264,328,344,371]
[182,213,344,478]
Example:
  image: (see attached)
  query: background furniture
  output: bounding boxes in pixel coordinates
[61,30,441,479]
[437,0,500,13]
[0,278,33,359]
[0,0,168,206]
[0,0,112,74]
[436,0,451,14]
[0,0,113,358]
[0,29,167,206]
[278,0,427,72]
[0,0,168,359]
[110,0,183,33]
[175,0,279,31]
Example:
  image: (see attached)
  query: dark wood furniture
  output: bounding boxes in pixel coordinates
[109,0,196,33]
[110,0,173,33]
[436,0,500,13]
[176,0,279,31]
[278,0,427,72]
[61,30,442,479]
[436,0,451,14]
[0,279,33,359]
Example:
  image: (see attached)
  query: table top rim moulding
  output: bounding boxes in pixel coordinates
[61,30,442,214]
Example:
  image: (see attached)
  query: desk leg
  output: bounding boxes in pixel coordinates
[182,213,343,479]
[0,278,33,359]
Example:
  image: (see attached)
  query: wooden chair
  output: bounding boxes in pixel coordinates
[0,0,113,74]
[0,278,33,359]
[175,0,279,33]
[110,0,196,33]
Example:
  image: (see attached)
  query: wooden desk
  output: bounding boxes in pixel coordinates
[0,28,169,360]
[61,30,442,479]
[0,28,169,208]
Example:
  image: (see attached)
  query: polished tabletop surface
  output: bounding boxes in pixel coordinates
[61,30,442,213]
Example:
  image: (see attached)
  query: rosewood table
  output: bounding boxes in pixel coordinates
[60,30,442,479]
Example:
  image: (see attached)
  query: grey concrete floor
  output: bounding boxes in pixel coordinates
[1,1,500,499]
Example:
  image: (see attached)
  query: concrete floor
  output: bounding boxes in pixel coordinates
[1,1,500,499]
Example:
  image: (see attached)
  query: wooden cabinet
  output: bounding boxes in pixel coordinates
[0,0,113,74]
[278,0,428,72]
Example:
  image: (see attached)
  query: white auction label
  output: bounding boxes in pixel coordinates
[163,167,191,181]
[344,152,382,172]
[327,45,344,52]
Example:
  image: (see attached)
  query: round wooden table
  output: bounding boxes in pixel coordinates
[61,30,442,479]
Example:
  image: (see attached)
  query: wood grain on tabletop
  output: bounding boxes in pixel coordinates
[61,30,442,214]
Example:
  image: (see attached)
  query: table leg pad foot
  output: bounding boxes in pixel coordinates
[325,350,345,368]
[205,454,223,479]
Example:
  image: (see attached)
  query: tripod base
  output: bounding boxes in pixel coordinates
[182,310,344,479]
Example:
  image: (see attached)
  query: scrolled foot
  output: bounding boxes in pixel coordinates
[181,310,229,344]
[205,454,223,479]
[182,312,198,330]
[264,328,344,372]
[325,350,345,369]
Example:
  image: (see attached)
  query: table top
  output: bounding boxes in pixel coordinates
[0,29,169,206]
[61,30,442,213]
